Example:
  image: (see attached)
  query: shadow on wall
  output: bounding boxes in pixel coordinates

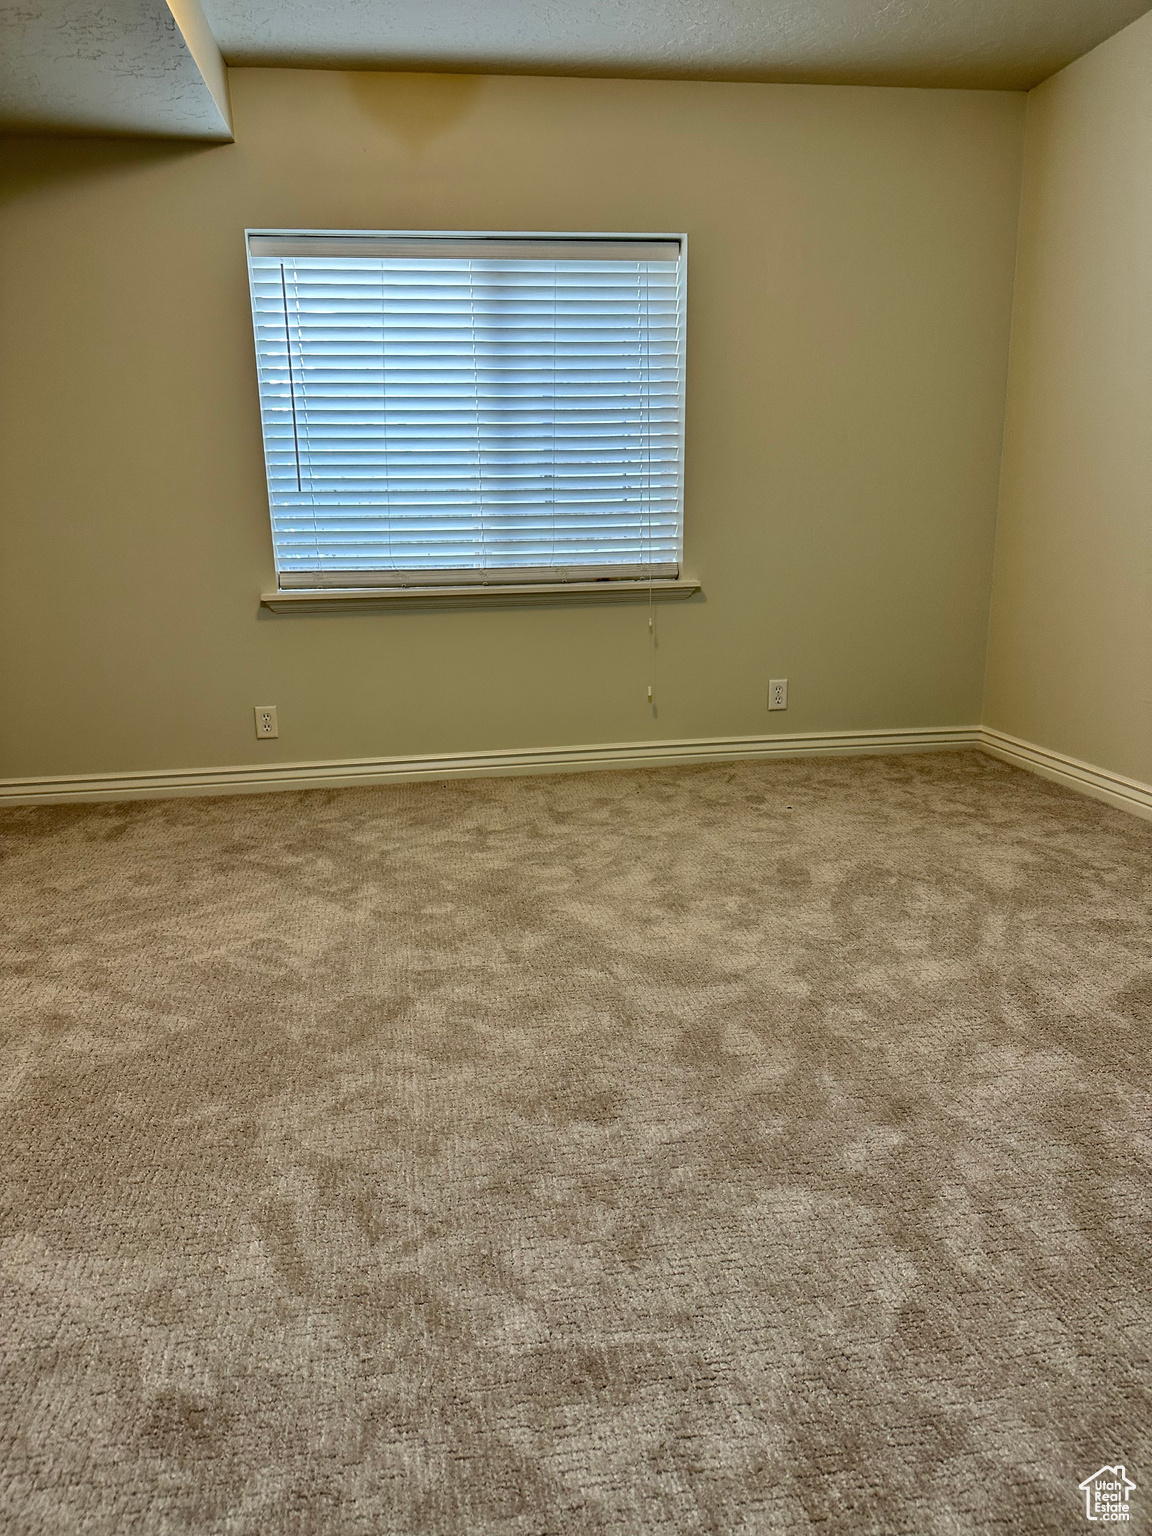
[0,134,218,207]
[0,72,483,202]
[344,72,485,153]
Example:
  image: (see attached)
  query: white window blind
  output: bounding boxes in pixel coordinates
[246,231,686,589]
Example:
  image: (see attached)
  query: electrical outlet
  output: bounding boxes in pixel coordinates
[768,678,788,711]
[254,705,278,739]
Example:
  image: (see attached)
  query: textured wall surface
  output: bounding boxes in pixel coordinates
[984,10,1152,785]
[0,70,1024,780]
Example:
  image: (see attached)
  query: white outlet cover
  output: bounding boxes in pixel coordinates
[768,679,788,711]
[254,705,279,738]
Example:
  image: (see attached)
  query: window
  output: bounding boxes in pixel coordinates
[246,231,686,593]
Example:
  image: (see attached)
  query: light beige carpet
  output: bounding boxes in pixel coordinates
[1,750,1149,1535]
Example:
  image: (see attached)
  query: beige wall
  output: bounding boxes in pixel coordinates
[984,12,1152,784]
[0,71,1024,779]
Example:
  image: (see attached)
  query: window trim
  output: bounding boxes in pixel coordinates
[259,577,701,613]
[246,228,689,601]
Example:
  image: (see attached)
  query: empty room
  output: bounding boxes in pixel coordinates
[1,0,1149,1530]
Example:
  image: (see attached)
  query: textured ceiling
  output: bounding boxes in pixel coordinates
[202,0,1151,90]
[2,0,1148,143]
[0,0,232,138]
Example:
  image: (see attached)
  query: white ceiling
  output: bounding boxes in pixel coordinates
[204,0,1151,92]
[0,0,231,138]
[0,0,1148,141]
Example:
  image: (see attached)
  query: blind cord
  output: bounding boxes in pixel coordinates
[644,263,655,712]
[280,263,302,494]
[380,258,393,567]
[469,260,485,571]
[290,263,319,569]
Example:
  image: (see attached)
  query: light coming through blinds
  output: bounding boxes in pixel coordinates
[246,232,686,589]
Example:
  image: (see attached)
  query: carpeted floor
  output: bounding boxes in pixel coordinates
[1,750,1149,1535]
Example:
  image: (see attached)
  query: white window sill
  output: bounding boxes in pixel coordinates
[260,578,701,613]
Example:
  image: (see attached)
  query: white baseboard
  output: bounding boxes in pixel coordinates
[0,726,980,806]
[5,726,1146,818]
[979,727,1152,822]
